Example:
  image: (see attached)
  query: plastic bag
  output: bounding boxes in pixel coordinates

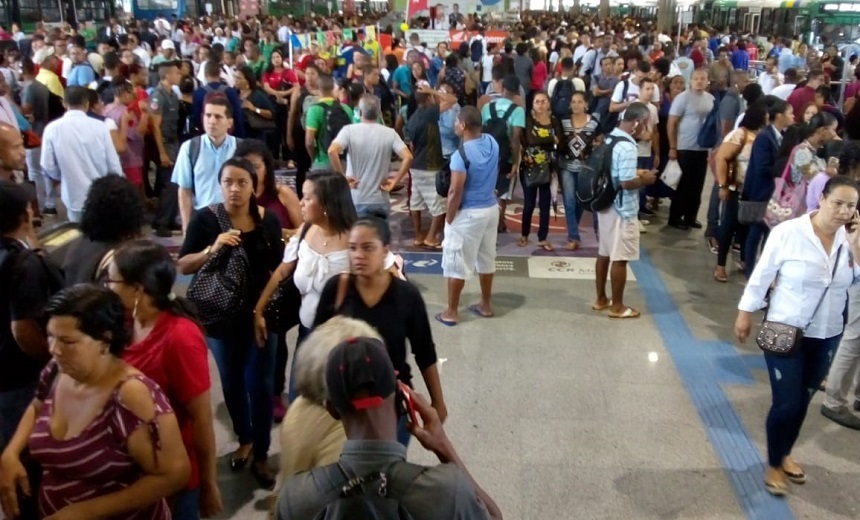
[662,160,683,191]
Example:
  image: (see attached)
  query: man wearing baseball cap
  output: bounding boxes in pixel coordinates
[277,337,502,520]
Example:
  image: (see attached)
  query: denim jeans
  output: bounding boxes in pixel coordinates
[705,183,721,238]
[716,190,747,267]
[206,328,276,461]
[763,335,840,467]
[354,203,391,220]
[559,168,584,242]
[519,170,550,241]
[171,487,201,520]
[0,384,35,450]
[287,324,311,403]
[743,222,770,279]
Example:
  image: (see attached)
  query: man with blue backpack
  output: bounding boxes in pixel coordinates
[667,68,715,230]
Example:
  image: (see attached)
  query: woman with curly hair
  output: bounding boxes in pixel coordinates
[63,174,145,285]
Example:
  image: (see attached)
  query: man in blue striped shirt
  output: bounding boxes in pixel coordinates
[593,102,657,320]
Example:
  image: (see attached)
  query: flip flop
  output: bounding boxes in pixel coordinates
[566,240,581,251]
[422,241,443,250]
[434,313,457,327]
[591,300,612,311]
[538,241,554,252]
[468,304,494,318]
[782,467,806,484]
[764,480,789,497]
[608,307,641,319]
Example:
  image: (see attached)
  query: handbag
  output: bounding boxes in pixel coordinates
[522,160,552,188]
[764,148,807,229]
[22,129,41,149]
[186,205,250,328]
[264,224,311,333]
[244,108,277,131]
[756,245,842,356]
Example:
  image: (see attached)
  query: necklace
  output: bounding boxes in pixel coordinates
[321,230,338,247]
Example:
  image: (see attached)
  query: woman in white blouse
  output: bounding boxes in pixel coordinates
[734,176,860,496]
[253,171,396,403]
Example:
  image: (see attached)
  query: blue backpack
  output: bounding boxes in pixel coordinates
[697,91,726,149]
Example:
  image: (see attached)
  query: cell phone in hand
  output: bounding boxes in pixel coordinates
[396,382,419,426]
[847,211,859,233]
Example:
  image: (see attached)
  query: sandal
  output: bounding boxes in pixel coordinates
[764,479,789,497]
[713,267,727,283]
[517,236,528,247]
[608,307,641,319]
[592,300,612,311]
[566,240,581,251]
[538,241,554,252]
[422,241,442,250]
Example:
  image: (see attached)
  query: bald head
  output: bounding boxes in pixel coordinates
[0,123,25,176]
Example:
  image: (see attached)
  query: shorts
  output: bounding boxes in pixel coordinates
[409,169,447,216]
[597,208,640,262]
[124,166,143,187]
[442,205,498,280]
[497,164,516,201]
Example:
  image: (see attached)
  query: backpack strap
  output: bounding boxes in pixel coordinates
[188,136,202,195]
[501,102,517,122]
[457,143,469,171]
[488,101,499,122]
[383,461,426,500]
[211,204,232,233]
[332,460,426,500]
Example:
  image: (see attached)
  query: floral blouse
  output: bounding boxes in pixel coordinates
[522,116,563,168]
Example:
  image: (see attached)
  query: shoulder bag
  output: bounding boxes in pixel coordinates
[186,204,251,328]
[757,245,842,356]
[764,146,807,229]
[264,224,311,333]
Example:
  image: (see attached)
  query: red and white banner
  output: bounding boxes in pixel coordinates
[448,30,508,44]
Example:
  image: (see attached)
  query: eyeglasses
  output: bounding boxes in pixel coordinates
[103,278,127,287]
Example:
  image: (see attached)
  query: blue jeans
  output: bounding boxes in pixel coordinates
[559,168,584,242]
[743,222,770,279]
[354,203,391,220]
[764,335,840,467]
[206,328,276,461]
[0,384,35,450]
[172,487,201,520]
[287,325,312,403]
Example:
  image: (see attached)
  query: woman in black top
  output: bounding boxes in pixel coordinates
[177,158,283,489]
[519,91,563,252]
[235,65,275,142]
[63,175,144,285]
[313,217,447,447]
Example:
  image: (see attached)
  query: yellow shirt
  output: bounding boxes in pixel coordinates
[36,68,64,98]
[364,40,380,62]
[278,396,346,478]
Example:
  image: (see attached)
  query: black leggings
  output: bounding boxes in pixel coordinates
[669,150,709,225]
[520,170,551,241]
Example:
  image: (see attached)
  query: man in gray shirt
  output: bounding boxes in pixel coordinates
[512,42,533,99]
[667,68,714,230]
[276,337,503,520]
[328,94,412,219]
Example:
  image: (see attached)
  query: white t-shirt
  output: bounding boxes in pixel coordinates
[770,83,796,101]
[481,55,494,83]
[104,118,118,131]
[759,71,784,95]
[611,79,660,104]
[548,76,586,97]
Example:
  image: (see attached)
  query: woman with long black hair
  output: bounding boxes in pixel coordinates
[178,158,283,489]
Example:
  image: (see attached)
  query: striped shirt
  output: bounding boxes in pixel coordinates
[29,361,174,519]
[608,128,640,220]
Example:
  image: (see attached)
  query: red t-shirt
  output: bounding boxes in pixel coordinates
[122,312,210,489]
[262,68,299,91]
[690,48,705,69]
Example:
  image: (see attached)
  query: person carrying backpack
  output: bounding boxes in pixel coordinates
[305,74,354,172]
[587,103,657,320]
[276,337,503,520]
[480,75,526,233]
[548,57,581,121]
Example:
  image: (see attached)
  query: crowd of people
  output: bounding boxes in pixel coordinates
[1,5,860,519]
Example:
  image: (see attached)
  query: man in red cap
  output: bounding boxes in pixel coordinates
[277,337,503,520]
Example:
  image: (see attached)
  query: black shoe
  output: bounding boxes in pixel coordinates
[251,463,277,490]
[153,227,173,238]
[821,404,860,430]
[854,400,860,412]
[42,207,58,216]
[230,455,249,472]
[689,221,704,229]
[669,222,690,231]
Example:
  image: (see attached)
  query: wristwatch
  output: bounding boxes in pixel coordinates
[255,108,261,114]
[203,245,213,256]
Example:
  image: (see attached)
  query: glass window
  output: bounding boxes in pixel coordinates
[19,0,63,23]
[136,0,178,10]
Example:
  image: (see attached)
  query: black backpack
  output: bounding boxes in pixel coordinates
[601,79,629,135]
[0,240,65,304]
[436,143,469,198]
[482,101,517,174]
[576,133,636,212]
[318,102,352,155]
[304,462,425,520]
[550,78,576,119]
[470,38,483,63]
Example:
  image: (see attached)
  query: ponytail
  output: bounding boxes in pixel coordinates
[249,192,262,226]
[157,293,203,329]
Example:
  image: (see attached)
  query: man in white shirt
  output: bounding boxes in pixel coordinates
[759,56,784,95]
[771,68,799,100]
[277,18,291,44]
[40,86,123,223]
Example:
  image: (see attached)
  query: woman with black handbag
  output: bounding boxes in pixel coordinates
[518,90,563,252]
[734,176,860,497]
[178,158,283,489]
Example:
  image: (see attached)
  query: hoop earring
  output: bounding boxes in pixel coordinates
[132,296,140,321]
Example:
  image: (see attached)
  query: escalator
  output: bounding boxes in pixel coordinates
[37,221,80,267]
